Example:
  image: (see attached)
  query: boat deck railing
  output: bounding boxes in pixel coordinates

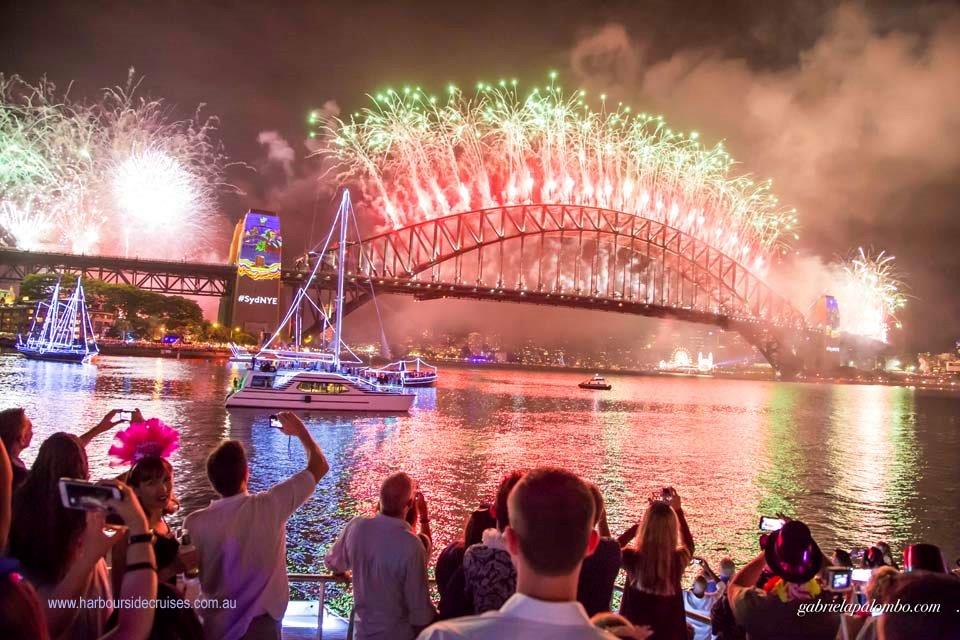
[287,572,712,640]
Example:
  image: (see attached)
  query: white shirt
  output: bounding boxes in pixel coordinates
[183,469,316,640]
[417,593,617,639]
[683,589,721,640]
[325,513,435,640]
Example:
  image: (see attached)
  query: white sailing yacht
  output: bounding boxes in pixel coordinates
[225,190,416,412]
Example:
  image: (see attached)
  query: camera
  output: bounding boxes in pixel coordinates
[59,478,122,511]
[826,567,852,591]
[269,414,281,428]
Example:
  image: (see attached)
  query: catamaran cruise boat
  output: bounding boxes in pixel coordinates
[225,190,418,412]
[226,360,415,411]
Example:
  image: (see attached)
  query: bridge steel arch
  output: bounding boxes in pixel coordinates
[308,204,810,376]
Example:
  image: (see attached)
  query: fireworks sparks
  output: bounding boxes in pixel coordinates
[0,72,233,258]
[322,75,799,270]
[836,249,907,343]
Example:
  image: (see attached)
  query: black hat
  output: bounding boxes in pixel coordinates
[764,520,823,584]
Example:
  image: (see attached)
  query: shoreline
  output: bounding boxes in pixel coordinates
[431,358,960,391]
[1,341,956,391]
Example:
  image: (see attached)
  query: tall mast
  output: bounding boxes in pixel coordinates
[332,189,350,369]
[77,278,87,348]
[40,278,61,346]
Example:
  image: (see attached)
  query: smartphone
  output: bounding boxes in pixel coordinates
[851,568,872,583]
[827,567,852,590]
[59,478,122,511]
[118,410,133,420]
[660,487,674,502]
[758,516,786,532]
[269,414,282,429]
[691,558,703,566]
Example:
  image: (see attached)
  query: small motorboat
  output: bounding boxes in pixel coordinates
[578,374,611,390]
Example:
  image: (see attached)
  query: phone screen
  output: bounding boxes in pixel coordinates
[830,570,852,590]
[759,516,786,532]
[851,568,872,582]
[269,415,282,429]
[59,479,121,511]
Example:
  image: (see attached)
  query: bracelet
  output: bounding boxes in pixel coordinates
[129,532,154,545]
[125,562,157,573]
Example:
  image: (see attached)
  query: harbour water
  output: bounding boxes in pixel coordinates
[4,353,959,572]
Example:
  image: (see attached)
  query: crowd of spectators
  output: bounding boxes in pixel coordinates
[1,406,958,640]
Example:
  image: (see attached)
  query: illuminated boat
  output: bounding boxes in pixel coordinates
[225,189,415,412]
[227,342,253,363]
[226,365,415,411]
[367,358,438,387]
[16,278,98,364]
[578,374,611,390]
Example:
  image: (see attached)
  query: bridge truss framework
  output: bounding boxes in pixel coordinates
[0,248,236,297]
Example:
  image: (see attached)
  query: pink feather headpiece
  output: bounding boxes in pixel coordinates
[108,418,180,466]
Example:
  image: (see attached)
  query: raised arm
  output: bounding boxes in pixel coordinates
[666,488,695,556]
[278,412,329,482]
[597,502,612,539]
[727,551,766,609]
[79,409,129,448]
[414,491,433,555]
[42,511,121,637]
[697,557,720,581]
[100,480,157,640]
[617,522,640,548]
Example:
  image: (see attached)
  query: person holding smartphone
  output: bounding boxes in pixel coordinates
[726,520,840,640]
[0,478,159,640]
[8,433,119,640]
[326,472,437,640]
[618,487,695,640]
[184,411,328,640]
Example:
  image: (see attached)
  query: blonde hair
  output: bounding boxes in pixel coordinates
[633,501,687,595]
[866,565,899,603]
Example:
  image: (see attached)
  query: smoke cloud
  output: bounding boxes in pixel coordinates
[256,130,295,178]
[251,100,343,257]
[567,4,960,347]
[571,6,960,222]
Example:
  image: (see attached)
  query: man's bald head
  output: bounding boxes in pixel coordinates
[380,472,415,517]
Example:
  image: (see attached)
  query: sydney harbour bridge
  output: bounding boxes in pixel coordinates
[0,202,884,378]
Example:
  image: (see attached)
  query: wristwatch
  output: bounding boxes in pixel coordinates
[129,532,155,545]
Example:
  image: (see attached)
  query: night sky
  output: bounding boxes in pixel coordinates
[3,0,959,352]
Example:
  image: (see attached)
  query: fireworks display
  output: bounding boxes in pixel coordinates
[835,249,907,343]
[0,72,232,258]
[323,74,799,272]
